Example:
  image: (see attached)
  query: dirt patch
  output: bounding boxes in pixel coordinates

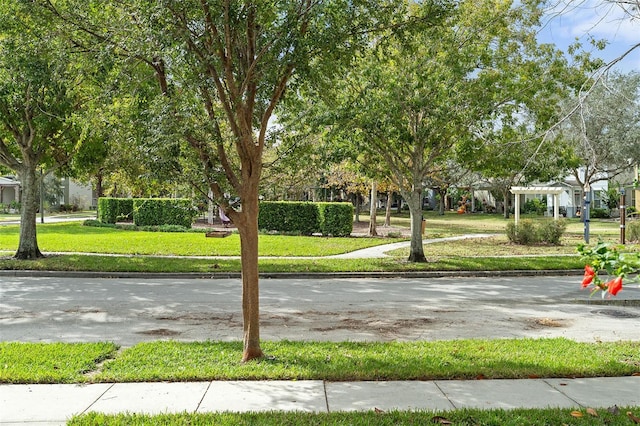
[312,317,435,335]
[525,317,568,329]
[351,221,411,237]
[137,328,182,336]
[156,314,234,321]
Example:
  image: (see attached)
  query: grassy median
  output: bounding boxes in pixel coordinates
[2,339,638,384]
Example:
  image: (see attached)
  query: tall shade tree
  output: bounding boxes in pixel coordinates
[43,0,401,361]
[0,2,85,259]
[308,0,572,261]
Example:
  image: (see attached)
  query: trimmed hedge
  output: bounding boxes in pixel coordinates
[97,198,134,224]
[259,201,353,236]
[318,202,353,237]
[133,198,198,228]
[258,202,319,235]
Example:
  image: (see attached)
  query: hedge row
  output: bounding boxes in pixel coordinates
[259,201,353,236]
[98,198,198,228]
[97,198,133,224]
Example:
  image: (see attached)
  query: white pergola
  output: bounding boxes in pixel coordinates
[510,186,564,225]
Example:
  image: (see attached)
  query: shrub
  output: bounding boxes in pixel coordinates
[506,219,567,245]
[590,208,609,219]
[506,219,537,245]
[83,219,116,229]
[537,219,567,245]
[523,198,546,215]
[133,198,198,228]
[97,198,134,223]
[258,201,353,236]
[259,202,319,235]
[628,220,640,242]
[318,202,353,237]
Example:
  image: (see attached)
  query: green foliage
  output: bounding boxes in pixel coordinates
[318,202,354,237]
[522,198,546,215]
[506,219,567,245]
[97,198,133,223]
[628,220,640,242]
[258,201,353,236]
[590,208,610,219]
[133,199,197,228]
[258,202,320,235]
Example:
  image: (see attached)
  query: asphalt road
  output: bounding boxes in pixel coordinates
[1,275,639,346]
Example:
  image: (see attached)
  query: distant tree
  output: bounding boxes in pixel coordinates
[310,0,576,261]
[0,3,85,259]
[562,71,640,191]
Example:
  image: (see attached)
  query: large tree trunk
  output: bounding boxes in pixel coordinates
[236,184,264,363]
[15,165,43,259]
[437,189,446,215]
[368,181,377,236]
[503,188,511,219]
[404,188,426,262]
[384,190,392,227]
[95,171,104,198]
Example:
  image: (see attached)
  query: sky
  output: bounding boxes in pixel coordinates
[537,0,640,73]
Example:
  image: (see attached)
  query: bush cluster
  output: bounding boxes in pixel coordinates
[84,219,201,233]
[522,198,546,215]
[590,208,610,219]
[505,219,567,245]
[258,202,320,235]
[317,202,354,237]
[98,198,198,228]
[134,199,197,228]
[97,198,134,223]
[258,201,353,236]
[628,220,640,242]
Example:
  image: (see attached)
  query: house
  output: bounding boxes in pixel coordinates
[0,176,20,207]
[0,176,96,211]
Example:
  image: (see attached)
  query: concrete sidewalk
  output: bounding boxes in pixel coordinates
[1,377,639,424]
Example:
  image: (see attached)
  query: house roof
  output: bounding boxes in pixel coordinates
[0,177,20,187]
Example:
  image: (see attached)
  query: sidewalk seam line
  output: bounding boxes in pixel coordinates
[323,380,331,413]
[433,380,458,410]
[81,383,115,415]
[195,381,213,413]
[542,379,584,408]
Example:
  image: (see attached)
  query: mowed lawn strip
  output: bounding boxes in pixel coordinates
[0,253,583,273]
[0,222,401,257]
[3,339,637,384]
[68,407,640,426]
[0,342,118,384]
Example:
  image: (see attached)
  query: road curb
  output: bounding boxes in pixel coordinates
[0,269,583,279]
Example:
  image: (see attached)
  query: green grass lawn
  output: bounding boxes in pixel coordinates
[0,252,584,273]
[0,215,634,273]
[69,407,640,426]
[2,339,638,384]
[0,222,401,256]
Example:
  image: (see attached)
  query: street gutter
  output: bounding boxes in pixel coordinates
[0,269,583,280]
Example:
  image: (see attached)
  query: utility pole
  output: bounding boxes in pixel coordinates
[583,184,591,244]
[620,188,626,245]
